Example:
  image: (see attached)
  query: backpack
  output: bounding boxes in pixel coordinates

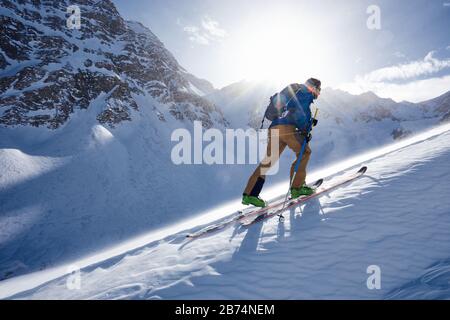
[261,83,302,128]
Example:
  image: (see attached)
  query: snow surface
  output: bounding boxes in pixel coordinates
[0,85,228,281]
[1,123,450,299]
[3,84,431,282]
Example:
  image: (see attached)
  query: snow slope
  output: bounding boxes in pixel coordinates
[0,97,230,281]
[2,0,449,285]
[2,123,450,299]
[0,0,230,281]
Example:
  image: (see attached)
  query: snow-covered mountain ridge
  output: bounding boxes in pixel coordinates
[0,0,226,129]
[208,80,450,131]
[207,80,450,166]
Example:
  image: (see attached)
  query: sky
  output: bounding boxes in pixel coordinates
[113,0,450,102]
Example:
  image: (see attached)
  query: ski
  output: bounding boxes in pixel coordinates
[186,178,324,239]
[240,166,368,227]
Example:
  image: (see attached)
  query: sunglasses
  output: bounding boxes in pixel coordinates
[307,85,321,96]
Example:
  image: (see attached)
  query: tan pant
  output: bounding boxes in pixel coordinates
[243,125,311,195]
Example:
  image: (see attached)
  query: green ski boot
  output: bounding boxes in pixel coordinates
[291,185,315,199]
[242,194,267,208]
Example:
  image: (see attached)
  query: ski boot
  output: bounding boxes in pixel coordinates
[291,185,315,199]
[242,194,267,208]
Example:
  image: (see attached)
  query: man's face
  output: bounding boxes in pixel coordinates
[307,85,321,99]
[313,87,321,99]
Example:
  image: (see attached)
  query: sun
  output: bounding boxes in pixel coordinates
[231,10,327,87]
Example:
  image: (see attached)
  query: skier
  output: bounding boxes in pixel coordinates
[242,78,321,208]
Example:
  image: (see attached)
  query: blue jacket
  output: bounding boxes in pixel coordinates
[269,84,314,131]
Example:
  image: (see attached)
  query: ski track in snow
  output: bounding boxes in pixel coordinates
[1,126,450,299]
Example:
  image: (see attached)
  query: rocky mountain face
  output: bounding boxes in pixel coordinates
[0,0,226,129]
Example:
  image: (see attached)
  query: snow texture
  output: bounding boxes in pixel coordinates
[1,123,450,299]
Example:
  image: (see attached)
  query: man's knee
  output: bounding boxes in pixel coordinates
[288,141,302,154]
[295,146,311,158]
[304,146,312,156]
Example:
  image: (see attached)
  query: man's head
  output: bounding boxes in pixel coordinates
[305,78,321,99]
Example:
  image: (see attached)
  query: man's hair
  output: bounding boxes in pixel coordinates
[305,78,321,91]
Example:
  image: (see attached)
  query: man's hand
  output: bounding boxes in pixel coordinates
[312,118,319,127]
[305,133,312,143]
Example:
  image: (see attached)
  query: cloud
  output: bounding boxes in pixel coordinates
[201,16,227,38]
[339,51,450,102]
[358,51,450,83]
[183,26,210,45]
[183,16,227,45]
[340,74,450,103]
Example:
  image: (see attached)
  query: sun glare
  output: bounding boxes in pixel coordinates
[231,11,327,87]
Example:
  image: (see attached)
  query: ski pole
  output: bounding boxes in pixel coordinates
[279,108,319,220]
[293,108,318,175]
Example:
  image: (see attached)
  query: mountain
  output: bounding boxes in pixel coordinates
[207,81,450,165]
[206,80,277,128]
[182,72,216,96]
[0,0,226,129]
[209,80,450,130]
[419,90,450,122]
[0,0,235,281]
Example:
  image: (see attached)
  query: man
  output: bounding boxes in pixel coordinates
[242,78,321,208]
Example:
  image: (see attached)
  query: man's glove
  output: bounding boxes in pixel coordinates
[312,118,318,127]
[305,133,312,143]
